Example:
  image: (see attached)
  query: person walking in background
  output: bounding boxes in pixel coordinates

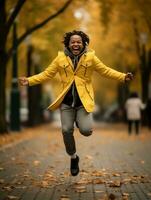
[19,30,133,176]
[125,92,145,135]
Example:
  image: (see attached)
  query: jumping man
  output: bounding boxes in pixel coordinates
[19,30,133,176]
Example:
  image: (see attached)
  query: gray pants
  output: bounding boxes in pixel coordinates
[60,103,93,155]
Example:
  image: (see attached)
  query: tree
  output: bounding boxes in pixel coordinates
[0,0,73,133]
[97,0,151,102]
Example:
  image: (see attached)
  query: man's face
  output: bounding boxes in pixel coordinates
[69,35,84,55]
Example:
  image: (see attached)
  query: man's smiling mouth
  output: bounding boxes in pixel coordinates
[72,48,80,50]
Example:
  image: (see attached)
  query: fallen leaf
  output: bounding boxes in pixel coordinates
[109,193,116,200]
[41,180,49,188]
[91,170,104,177]
[93,179,105,184]
[74,185,86,193]
[108,180,121,187]
[122,193,129,196]
[6,195,19,199]
[15,186,27,189]
[60,194,70,200]
[2,186,14,191]
[122,178,131,184]
[123,197,129,200]
[147,193,151,197]
[85,155,93,160]
[23,174,30,178]
[45,173,54,178]
[130,179,138,184]
[0,179,4,184]
[80,171,89,176]
[141,175,147,178]
[75,189,86,193]
[95,190,104,193]
[112,173,121,177]
[75,178,91,185]
[33,160,40,166]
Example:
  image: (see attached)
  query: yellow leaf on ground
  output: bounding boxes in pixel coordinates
[112,173,121,177]
[0,179,4,184]
[93,179,105,184]
[108,180,121,187]
[60,194,70,200]
[7,195,19,200]
[122,193,129,196]
[33,160,40,166]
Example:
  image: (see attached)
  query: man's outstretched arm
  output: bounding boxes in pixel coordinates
[18,56,59,86]
[93,55,133,83]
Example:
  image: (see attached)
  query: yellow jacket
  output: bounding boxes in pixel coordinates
[28,50,126,112]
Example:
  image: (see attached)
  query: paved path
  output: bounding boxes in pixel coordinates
[0,123,151,200]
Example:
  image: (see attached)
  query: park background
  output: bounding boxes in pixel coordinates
[1,1,151,200]
[0,0,151,132]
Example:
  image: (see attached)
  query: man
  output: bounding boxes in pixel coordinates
[19,30,133,176]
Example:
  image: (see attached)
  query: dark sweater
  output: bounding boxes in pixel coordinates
[62,48,86,107]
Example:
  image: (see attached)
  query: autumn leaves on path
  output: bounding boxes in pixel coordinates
[0,124,151,200]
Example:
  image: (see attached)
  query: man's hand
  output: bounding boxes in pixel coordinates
[125,72,133,82]
[18,77,29,86]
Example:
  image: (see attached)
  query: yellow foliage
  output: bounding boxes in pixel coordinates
[6,0,151,106]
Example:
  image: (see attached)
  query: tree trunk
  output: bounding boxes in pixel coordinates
[0,54,7,133]
[117,83,130,121]
[148,49,151,84]
[140,45,150,103]
[0,0,7,133]
[26,45,43,126]
[141,71,149,103]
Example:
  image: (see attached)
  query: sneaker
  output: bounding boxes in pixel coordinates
[70,155,80,176]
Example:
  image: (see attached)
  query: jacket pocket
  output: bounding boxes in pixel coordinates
[59,63,69,77]
[81,62,92,76]
[63,68,68,77]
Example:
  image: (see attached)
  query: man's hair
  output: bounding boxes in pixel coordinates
[63,30,90,48]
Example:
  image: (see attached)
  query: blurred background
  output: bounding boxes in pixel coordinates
[0,0,151,133]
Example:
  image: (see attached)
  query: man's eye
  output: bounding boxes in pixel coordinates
[71,41,82,44]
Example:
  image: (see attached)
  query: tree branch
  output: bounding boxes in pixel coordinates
[7,0,72,60]
[18,0,72,46]
[6,0,26,34]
